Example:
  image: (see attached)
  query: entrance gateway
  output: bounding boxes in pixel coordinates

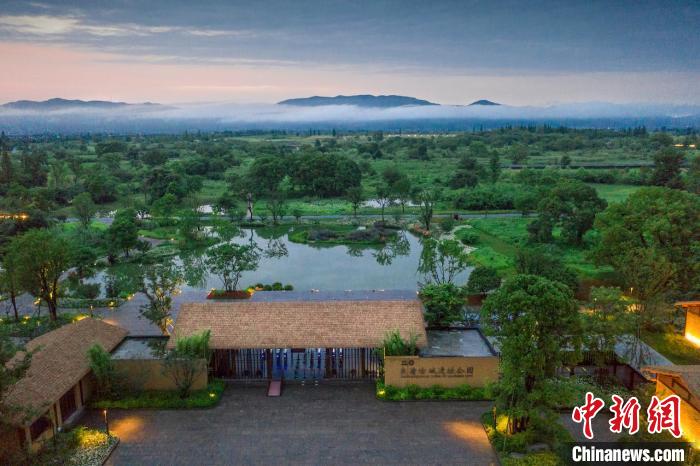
[168,300,427,382]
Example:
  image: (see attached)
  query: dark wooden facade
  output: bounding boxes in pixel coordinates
[211,347,382,381]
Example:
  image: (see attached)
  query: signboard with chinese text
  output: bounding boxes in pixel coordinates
[384,356,498,388]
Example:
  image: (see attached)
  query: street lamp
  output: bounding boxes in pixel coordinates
[103,409,109,436]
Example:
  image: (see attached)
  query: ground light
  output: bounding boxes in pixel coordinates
[685,332,700,347]
[103,409,109,436]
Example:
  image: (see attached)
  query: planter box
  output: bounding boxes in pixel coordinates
[206,290,252,300]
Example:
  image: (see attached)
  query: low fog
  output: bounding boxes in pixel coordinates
[1,101,699,135]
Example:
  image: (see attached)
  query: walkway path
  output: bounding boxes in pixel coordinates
[82,384,498,466]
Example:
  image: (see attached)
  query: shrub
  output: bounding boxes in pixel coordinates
[466,266,501,294]
[419,283,466,327]
[93,380,225,409]
[87,344,125,400]
[382,330,419,356]
[376,381,493,401]
[455,229,479,245]
[164,330,211,398]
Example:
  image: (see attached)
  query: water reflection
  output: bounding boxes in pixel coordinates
[83,227,472,294]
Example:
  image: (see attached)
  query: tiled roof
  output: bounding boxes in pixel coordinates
[643,364,700,396]
[168,300,427,350]
[5,318,127,425]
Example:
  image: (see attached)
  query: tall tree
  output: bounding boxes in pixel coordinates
[0,251,22,321]
[12,229,71,321]
[0,132,12,188]
[106,209,140,258]
[375,184,393,222]
[533,179,607,244]
[416,188,439,231]
[594,187,700,297]
[140,258,184,334]
[651,148,685,189]
[345,186,364,217]
[72,192,96,229]
[481,274,582,433]
[418,238,470,285]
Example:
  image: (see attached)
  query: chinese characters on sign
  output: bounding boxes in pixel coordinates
[398,359,474,379]
[571,391,682,440]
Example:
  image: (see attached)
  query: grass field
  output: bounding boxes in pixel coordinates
[589,184,642,204]
[464,216,612,279]
[642,328,700,365]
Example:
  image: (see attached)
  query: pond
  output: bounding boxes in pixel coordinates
[77,227,472,296]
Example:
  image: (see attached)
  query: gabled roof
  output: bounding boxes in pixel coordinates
[168,300,427,350]
[643,364,700,397]
[5,318,127,425]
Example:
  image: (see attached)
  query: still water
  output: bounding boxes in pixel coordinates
[85,228,472,295]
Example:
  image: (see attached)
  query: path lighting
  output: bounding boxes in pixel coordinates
[103,409,110,436]
[209,392,216,398]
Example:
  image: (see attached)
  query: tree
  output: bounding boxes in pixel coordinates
[481,274,582,433]
[375,184,393,222]
[107,209,139,258]
[0,251,22,321]
[345,186,364,217]
[392,178,413,214]
[163,330,210,398]
[416,189,439,231]
[466,266,501,295]
[87,344,124,400]
[534,179,607,244]
[509,144,528,164]
[488,152,501,182]
[584,287,632,370]
[266,190,288,225]
[140,259,184,334]
[687,156,700,195]
[205,242,262,292]
[515,247,579,292]
[418,238,470,285]
[0,134,12,188]
[419,283,466,327]
[651,148,684,189]
[593,187,700,297]
[178,208,204,243]
[72,192,96,229]
[12,229,71,321]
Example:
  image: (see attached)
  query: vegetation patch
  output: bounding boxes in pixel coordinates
[376,381,494,401]
[28,427,118,466]
[206,289,252,299]
[249,282,294,291]
[642,328,700,365]
[481,412,570,466]
[92,379,225,409]
[289,223,399,245]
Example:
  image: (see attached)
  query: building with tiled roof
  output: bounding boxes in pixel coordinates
[643,364,700,446]
[2,318,127,456]
[169,300,427,381]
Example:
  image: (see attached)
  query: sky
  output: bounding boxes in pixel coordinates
[0,0,698,106]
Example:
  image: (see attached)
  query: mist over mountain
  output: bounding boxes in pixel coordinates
[0,99,698,135]
[2,98,161,111]
[278,95,437,107]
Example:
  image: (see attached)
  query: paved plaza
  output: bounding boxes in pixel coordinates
[83,383,498,465]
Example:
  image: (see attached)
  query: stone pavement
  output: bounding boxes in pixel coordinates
[83,383,499,466]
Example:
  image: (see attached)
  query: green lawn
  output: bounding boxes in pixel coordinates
[590,184,642,204]
[642,328,700,365]
[465,217,611,280]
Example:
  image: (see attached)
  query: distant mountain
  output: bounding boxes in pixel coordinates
[2,98,159,111]
[278,94,438,108]
[469,99,500,106]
